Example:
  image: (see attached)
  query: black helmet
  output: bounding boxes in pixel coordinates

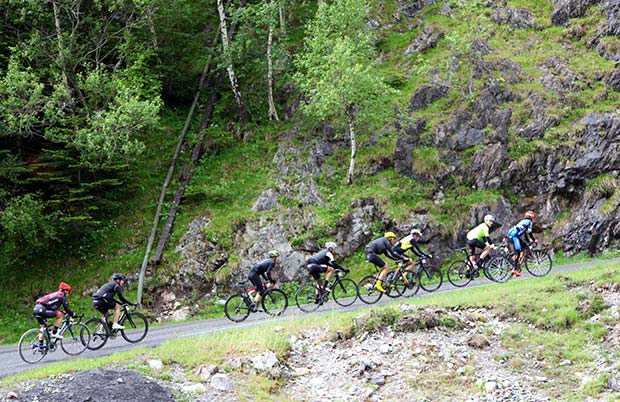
[112,273,126,281]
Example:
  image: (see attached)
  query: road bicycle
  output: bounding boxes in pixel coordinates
[84,304,149,350]
[357,260,417,304]
[295,267,358,313]
[503,240,553,277]
[18,313,90,364]
[447,248,499,287]
[412,257,443,292]
[224,281,288,322]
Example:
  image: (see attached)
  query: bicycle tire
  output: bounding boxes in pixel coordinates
[18,328,48,364]
[61,323,90,355]
[262,288,288,317]
[447,261,473,287]
[224,294,251,322]
[525,250,553,277]
[120,312,149,343]
[418,266,443,292]
[384,270,402,298]
[296,283,321,313]
[485,255,512,283]
[394,269,419,297]
[357,275,383,304]
[84,318,109,350]
[332,278,358,306]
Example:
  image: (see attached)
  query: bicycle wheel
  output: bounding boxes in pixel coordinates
[18,328,48,364]
[332,278,358,306]
[525,250,552,277]
[224,294,251,322]
[394,269,419,297]
[485,256,512,283]
[384,271,401,298]
[419,266,443,292]
[357,275,383,304]
[262,289,288,317]
[295,283,321,313]
[447,261,473,287]
[84,318,109,350]
[61,323,90,355]
[120,312,149,343]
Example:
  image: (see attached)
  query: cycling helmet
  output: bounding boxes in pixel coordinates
[325,242,337,250]
[484,214,496,225]
[112,273,126,281]
[58,282,72,293]
[268,250,280,258]
[384,232,396,239]
[524,210,536,219]
[410,229,422,237]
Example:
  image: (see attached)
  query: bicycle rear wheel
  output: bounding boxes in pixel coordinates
[120,312,149,343]
[418,266,443,292]
[296,283,321,313]
[18,328,48,364]
[447,261,473,287]
[485,256,512,283]
[61,323,90,355]
[262,289,288,317]
[332,278,358,306]
[394,269,419,297]
[224,294,251,322]
[84,318,109,350]
[357,275,383,304]
[525,250,552,277]
[384,271,401,298]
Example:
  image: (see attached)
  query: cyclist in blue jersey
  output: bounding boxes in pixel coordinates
[507,210,537,276]
[248,250,280,312]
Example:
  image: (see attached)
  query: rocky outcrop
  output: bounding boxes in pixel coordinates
[551,0,599,25]
[538,57,584,95]
[334,198,391,257]
[399,0,437,18]
[394,119,425,177]
[408,84,449,111]
[404,24,444,56]
[492,6,536,29]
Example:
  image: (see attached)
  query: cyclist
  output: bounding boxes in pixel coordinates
[92,273,135,330]
[507,210,537,276]
[306,242,348,292]
[466,214,497,272]
[365,232,400,293]
[33,282,76,339]
[393,229,432,271]
[248,250,280,312]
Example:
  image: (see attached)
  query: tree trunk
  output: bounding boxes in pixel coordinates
[50,1,70,91]
[217,0,249,126]
[152,71,225,264]
[267,24,279,121]
[147,11,162,66]
[278,0,286,35]
[345,108,357,185]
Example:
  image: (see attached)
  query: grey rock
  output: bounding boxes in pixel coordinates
[551,0,598,25]
[404,24,444,56]
[491,6,536,29]
[210,374,236,391]
[252,188,279,211]
[408,85,449,111]
[399,0,436,18]
[394,119,425,177]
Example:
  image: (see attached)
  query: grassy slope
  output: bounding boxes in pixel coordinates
[4,0,619,342]
[4,263,620,401]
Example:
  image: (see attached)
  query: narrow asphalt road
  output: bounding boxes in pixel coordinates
[1,257,618,379]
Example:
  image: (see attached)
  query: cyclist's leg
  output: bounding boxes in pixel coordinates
[467,240,483,267]
[248,270,264,310]
[367,253,388,292]
[33,305,52,342]
[509,235,523,275]
[53,310,64,331]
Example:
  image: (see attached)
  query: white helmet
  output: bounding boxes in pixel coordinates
[325,242,337,250]
[410,229,422,237]
[484,214,496,225]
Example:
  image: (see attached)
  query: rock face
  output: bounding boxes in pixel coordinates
[404,24,444,56]
[491,6,536,29]
[551,0,599,25]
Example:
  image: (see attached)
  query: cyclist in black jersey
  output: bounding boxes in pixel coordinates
[92,274,135,330]
[393,229,432,271]
[365,232,399,293]
[306,242,348,291]
[248,250,280,312]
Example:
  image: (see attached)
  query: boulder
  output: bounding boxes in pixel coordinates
[551,0,599,25]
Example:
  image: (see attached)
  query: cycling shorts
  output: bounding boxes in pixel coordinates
[307,263,328,280]
[248,269,265,296]
[33,304,59,325]
[93,297,116,315]
[467,239,487,255]
[366,253,385,269]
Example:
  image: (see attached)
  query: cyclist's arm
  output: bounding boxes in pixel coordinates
[262,261,276,283]
[114,284,133,305]
[60,297,75,317]
[410,242,430,258]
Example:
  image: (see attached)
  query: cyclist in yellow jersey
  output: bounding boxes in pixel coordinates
[466,214,497,270]
[393,229,432,271]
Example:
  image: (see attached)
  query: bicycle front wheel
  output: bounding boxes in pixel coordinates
[394,269,419,297]
[84,318,109,350]
[485,256,512,283]
[61,323,90,355]
[525,250,552,277]
[447,261,473,287]
[262,289,288,317]
[419,267,443,292]
[120,312,149,343]
[357,275,383,304]
[18,328,48,364]
[332,278,358,306]
[224,294,251,322]
[296,283,321,313]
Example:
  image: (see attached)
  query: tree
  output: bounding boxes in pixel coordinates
[294,0,395,184]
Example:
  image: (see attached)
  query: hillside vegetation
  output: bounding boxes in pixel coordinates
[1,0,620,341]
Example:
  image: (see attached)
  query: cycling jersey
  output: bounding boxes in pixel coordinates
[393,235,430,259]
[508,218,534,252]
[467,223,491,243]
[307,249,336,267]
[35,291,74,317]
[93,282,132,305]
[250,259,276,281]
[365,236,398,269]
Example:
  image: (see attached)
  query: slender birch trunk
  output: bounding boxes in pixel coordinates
[267,24,279,121]
[345,108,357,185]
[278,0,286,35]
